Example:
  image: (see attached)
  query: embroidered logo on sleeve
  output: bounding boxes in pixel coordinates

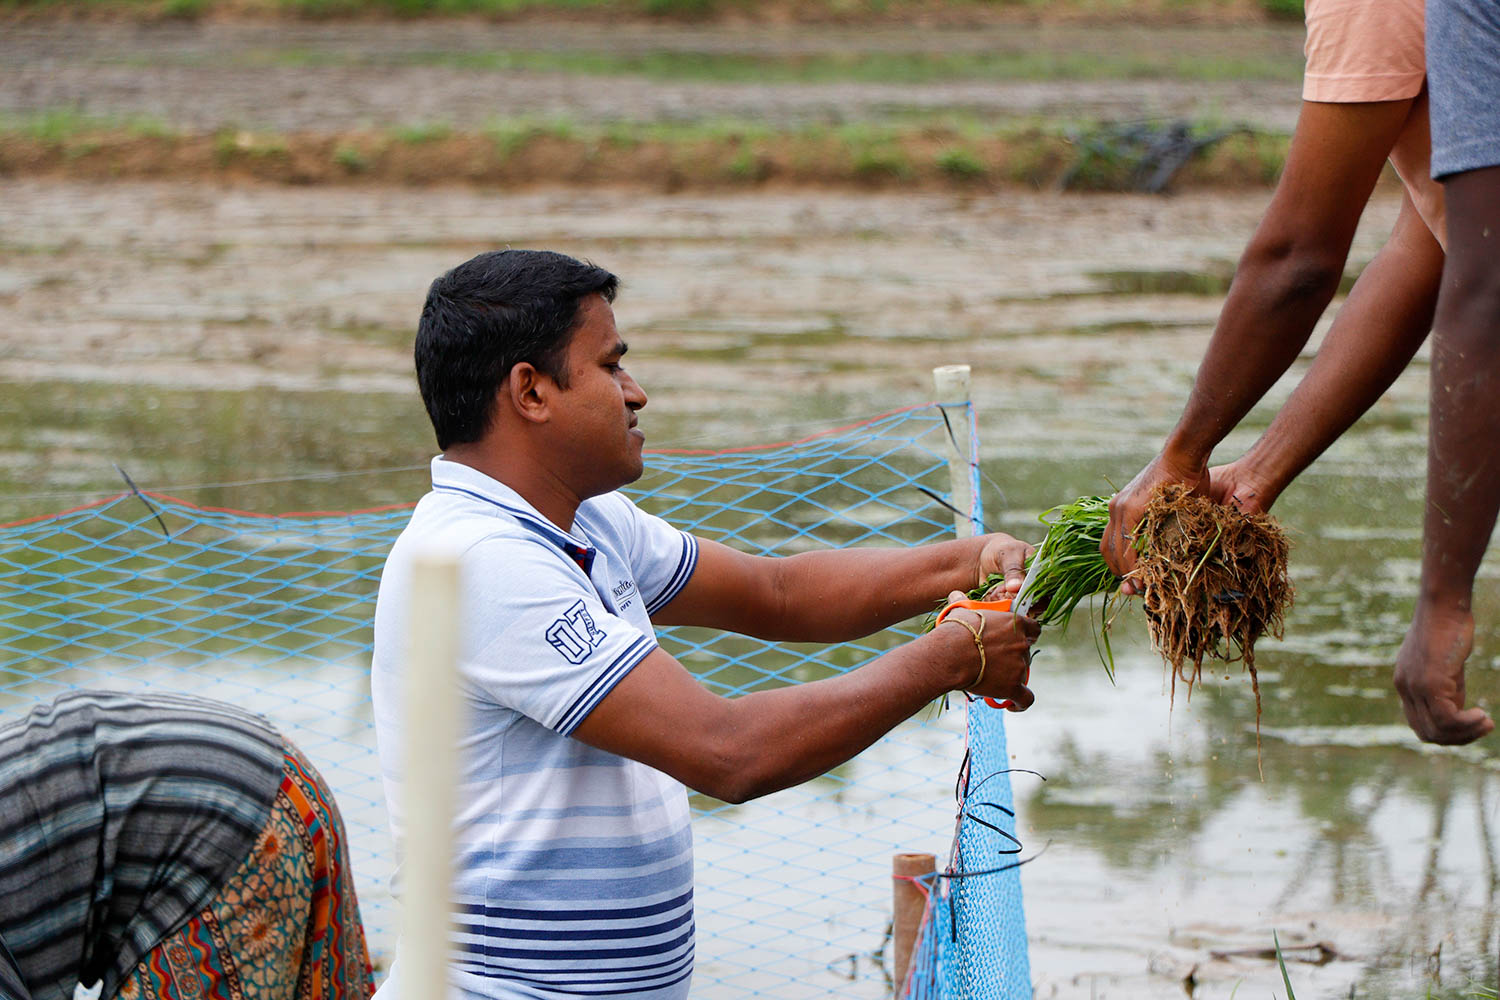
[545,600,608,664]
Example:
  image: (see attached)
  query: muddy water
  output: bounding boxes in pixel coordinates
[2,181,1497,998]
[0,23,1305,132]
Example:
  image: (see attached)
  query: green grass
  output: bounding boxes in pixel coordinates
[333,143,370,172]
[388,122,453,145]
[936,146,987,179]
[0,111,1296,192]
[0,109,174,143]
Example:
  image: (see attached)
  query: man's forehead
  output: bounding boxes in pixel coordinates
[575,295,621,339]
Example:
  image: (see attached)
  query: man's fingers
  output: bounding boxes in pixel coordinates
[1003,685,1035,712]
[1429,706,1495,745]
[1100,519,1118,569]
[1005,613,1041,641]
[1403,690,1495,745]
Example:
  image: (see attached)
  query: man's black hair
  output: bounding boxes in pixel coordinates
[415,249,618,450]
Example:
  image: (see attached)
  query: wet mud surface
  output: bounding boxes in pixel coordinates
[0,22,1306,132]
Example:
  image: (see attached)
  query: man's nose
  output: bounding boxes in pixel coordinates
[624,372,648,410]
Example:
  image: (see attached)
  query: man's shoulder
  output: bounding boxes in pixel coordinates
[579,490,689,543]
[383,490,554,582]
[578,490,639,531]
[400,488,533,545]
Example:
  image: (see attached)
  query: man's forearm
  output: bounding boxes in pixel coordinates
[769,537,989,642]
[1235,201,1443,501]
[1159,100,1413,469]
[712,628,973,801]
[1164,242,1347,467]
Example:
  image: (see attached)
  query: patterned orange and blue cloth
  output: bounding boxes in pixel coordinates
[117,745,375,1000]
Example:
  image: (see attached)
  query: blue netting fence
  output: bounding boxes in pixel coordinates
[0,404,1027,999]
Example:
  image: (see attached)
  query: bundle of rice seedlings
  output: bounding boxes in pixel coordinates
[922,495,1125,675]
[926,485,1293,711]
[1132,482,1293,715]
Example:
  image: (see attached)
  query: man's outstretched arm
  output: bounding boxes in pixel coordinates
[1207,189,1443,513]
[575,597,1039,804]
[1100,98,1419,588]
[1395,164,1500,745]
[652,532,1033,642]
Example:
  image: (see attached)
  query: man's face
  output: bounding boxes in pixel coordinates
[551,294,649,496]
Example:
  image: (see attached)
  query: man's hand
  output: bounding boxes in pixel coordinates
[1101,453,1210,595]
[1204,460,1278,516]
[1394,604,1494,745]
[937,593,1039,711]
[977,533,1036,596]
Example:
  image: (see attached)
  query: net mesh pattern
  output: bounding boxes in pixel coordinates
[0,404,1027,999]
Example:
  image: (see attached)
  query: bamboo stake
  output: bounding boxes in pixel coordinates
[933,364,976,538]
[401,547,463,998]
[892,852,937,996]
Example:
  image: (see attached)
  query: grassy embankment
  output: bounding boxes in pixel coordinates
[0,10,1309,190]
[0,109,1291,191]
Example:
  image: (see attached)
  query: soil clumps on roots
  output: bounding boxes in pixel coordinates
[1132,482,1293,714]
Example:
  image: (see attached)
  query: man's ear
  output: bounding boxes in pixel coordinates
[503,362,552,425]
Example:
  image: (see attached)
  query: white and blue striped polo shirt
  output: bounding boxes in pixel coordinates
[372,457,700,1000]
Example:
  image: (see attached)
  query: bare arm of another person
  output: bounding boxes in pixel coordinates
[1209,188,1443,512]
[1101,98,1420,590]
[1394,165,1500,746]
[574,599,1038,803]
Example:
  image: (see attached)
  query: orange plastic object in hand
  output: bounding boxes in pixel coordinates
[935,597,1017,710]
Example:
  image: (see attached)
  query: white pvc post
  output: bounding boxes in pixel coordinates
[401,548,463,1000]
[932,364,976,538]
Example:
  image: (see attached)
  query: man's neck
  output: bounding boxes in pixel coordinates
[442,442,582,533]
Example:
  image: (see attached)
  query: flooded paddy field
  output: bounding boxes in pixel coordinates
[2,179,1497,998]
[0,21,1306,133]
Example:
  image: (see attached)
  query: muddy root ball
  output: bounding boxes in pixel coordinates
[1132,483,1293,713]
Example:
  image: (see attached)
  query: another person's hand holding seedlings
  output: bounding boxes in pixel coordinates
[1099,0,1476,745]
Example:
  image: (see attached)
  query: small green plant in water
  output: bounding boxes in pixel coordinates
[1274,931,1297,999]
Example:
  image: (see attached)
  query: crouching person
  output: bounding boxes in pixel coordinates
[0,689,376,1000]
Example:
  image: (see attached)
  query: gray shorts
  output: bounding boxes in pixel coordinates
[1428,0,1500,178]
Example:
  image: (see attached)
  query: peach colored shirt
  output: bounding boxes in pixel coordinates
[1303,0,1446,246]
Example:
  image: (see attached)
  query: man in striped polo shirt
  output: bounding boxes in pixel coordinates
[371,249,1042,1000]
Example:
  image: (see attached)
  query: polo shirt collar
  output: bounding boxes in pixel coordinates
[429,456,597,572]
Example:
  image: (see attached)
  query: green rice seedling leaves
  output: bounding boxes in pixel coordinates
[921,494,1126,677]
[1015,494,1126,680]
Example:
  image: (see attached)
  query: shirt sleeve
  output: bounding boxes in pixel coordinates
[609,495,699,615]
[1302,0,1426,103]
[460,536,658,735]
